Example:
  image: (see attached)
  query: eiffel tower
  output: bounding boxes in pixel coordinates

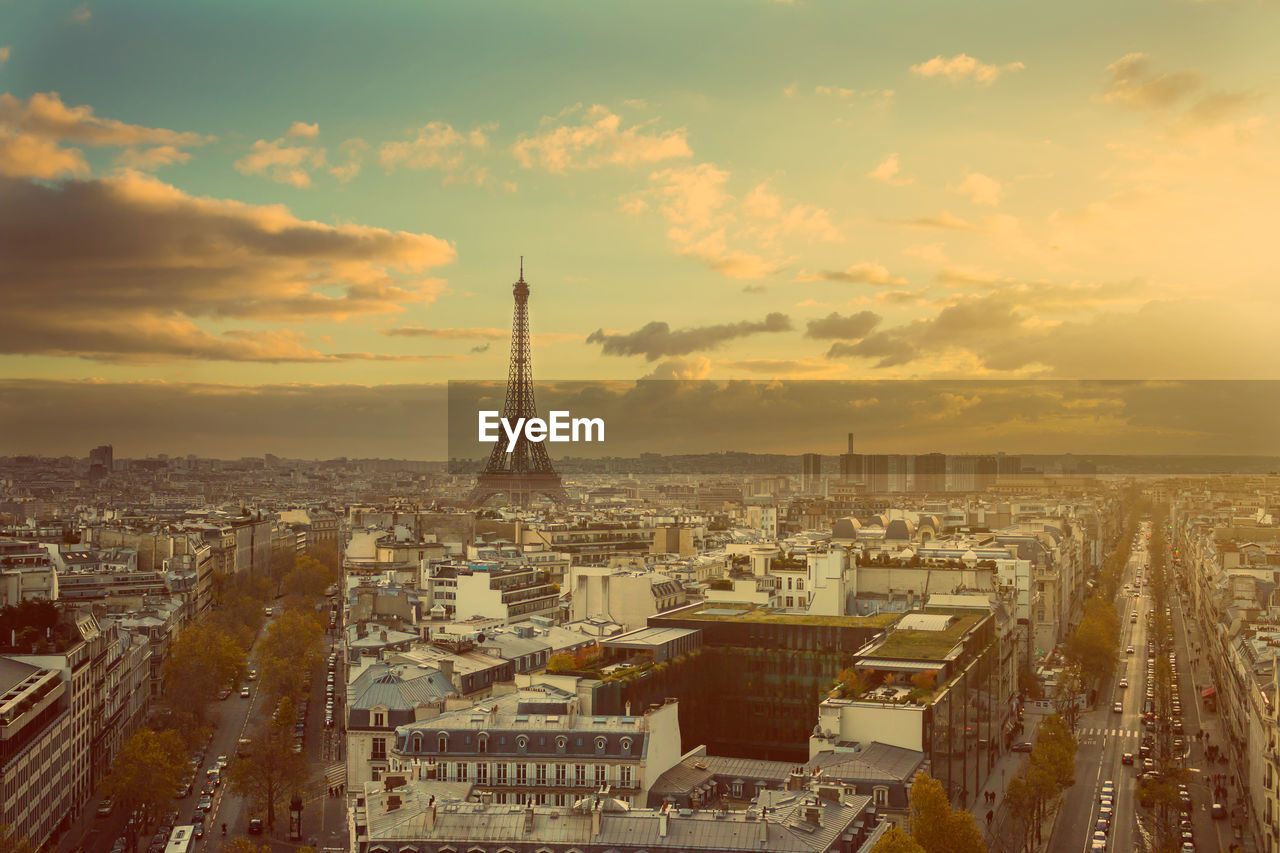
[466,261,569,508]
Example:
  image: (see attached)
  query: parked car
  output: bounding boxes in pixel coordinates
[1211,802,1227,819]
[1011,742,1033,753]
[248,819,264,835]
[240,686,251,698]
[96,798,114,817]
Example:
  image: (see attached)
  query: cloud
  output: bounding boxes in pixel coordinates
[910,54,1025,85]
[329,137,368,182]
[67,4,91,24]
[642,357,714,380]
[0,92,213,180]
[381,326,507,340]
[814,86,895,106]
[470,343,491,354]
[795,262,907,286]
[0,47,9,66]
[889,211,974,230]
[636,164,839,278]
[114,145,192,171]
[0,92,212,148]
[949,171,1002,206]
[719,358,846,376]
[805,311,881,340]
[379,121,492,185]
[513,104,690,172]
[1100,53,1257,131]
[288,121,320,138]
[235,137,326,187]
[826,332,919,367]
[868,152,912,186]
[587,313,792,361]
[0,170,455,362]
[1101,53,1200,111]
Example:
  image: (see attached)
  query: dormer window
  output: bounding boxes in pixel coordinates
[594,737,606,754]
[478,733,488,754]
[373,712,385,728]
[438,733,449,754]
[619,737,632,755]
[555,736,567,753]
[517,736,528,753]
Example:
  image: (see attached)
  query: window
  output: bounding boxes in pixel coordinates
[516,764,527,785]
[476,763,488,785]
[574,765,586,786]
[373,712,385,727]
[555,736,567,753]
[619,738,631,755]
[731,780,743,798]
[594,737,606,754]
[372,737,386,760]
[478,734,488,754]
[438,734,449,754]
[535,764,547,786]
[410,733,422,753]
[796,579,804,591]
[619,765,632,788]
[594,765,606,786]
[517,736,528,753]
[874,786,889,806]
[496,764,508,786]
[456,762,468,783]
[555,764,566,786]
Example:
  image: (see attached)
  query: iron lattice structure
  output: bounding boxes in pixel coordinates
[466,263,569,508]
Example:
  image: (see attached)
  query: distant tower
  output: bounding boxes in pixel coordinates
[467,261,569,508]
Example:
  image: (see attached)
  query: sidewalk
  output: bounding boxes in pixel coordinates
[972,715,1042,852]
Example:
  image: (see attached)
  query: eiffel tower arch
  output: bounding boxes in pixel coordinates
[466,261,570,508]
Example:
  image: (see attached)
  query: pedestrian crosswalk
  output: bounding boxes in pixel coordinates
[1081,728,1143,738]
[323,761,346,787]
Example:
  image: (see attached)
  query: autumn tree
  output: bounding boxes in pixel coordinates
[908,771,987,853]
[283,555,332,605]
[870,825,926,853]
[257,608,324,706]
[164,624,246,726]
[911,670,938,691]
[1050,663,1085,733]
[226,697,311,832]
[218,839,272,853]
[101,728,187,850]
[1004,713,1076,853]
[1063,596,1119,685]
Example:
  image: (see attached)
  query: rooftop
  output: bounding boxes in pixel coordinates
[865,612,983,661]
[665,602,900,629]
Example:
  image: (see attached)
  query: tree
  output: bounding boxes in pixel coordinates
[870,825,926,853]
[226,698,311,832]
[283,555,332,604]
[164,624,246,726]
[1050,664,1085,733]
[101,728,187,850]
[218,839,272,853]
[908,771,986,853]
[257,609,324,706]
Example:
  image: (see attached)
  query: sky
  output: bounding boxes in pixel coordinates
[2,0,1278,457]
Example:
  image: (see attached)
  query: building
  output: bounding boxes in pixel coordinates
[346,663,460,787]
[353,779,878,853]
[425,562,559,624]
[389,694,683,808]
[569,568,687,631]
[0,538,59,605]
[801,453,823,495]
[913,453,947,494]
[0,657,75,849]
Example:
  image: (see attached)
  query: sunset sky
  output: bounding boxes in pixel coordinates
[2,0,1278,456]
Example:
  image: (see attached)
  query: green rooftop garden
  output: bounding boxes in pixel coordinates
[867,612,982,660]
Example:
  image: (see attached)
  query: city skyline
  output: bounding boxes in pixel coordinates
[2,0,1279,435]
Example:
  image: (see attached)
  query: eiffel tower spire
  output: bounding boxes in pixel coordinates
[467,261,568,508]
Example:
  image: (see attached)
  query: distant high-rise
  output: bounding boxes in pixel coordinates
[914,452,947,493]
[801,453,822,493]
[88,444,113,479]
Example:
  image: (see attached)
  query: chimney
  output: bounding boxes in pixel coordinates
[380,629,389,641]
[524,804,534,833]
[759,809,769,844]
[591,801,602,837]
[383,774,406,791]
[426,799,437,829]
[787,771,805,791]
[386,794,401,812]
[805,805,822,825]
[658,807,669,838]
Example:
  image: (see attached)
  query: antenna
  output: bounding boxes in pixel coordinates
[519,255,524,280]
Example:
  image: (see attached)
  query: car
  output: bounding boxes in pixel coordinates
[216,754,228,769]
[96,798,114,817]
[1011,741,1033,753]
[191,810,204,825]
[192,824,204,840]
[218,688,231,700]
[248,819,264,835]
[1113,702,1124,713]
[264,606,273,617]
[1127,646,1136,655]
[1131,614,1138,623]
[1095,817,1110,835]
[174,781,191,799]
[247,669,257,680]
[196,794,213,812]
[110,839,127,853]
[1212,802,1227,819]
[1122,752,1134,765]
[1093,829,1108,846]
[240,686,251,698]
[1119,678,1129,689]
